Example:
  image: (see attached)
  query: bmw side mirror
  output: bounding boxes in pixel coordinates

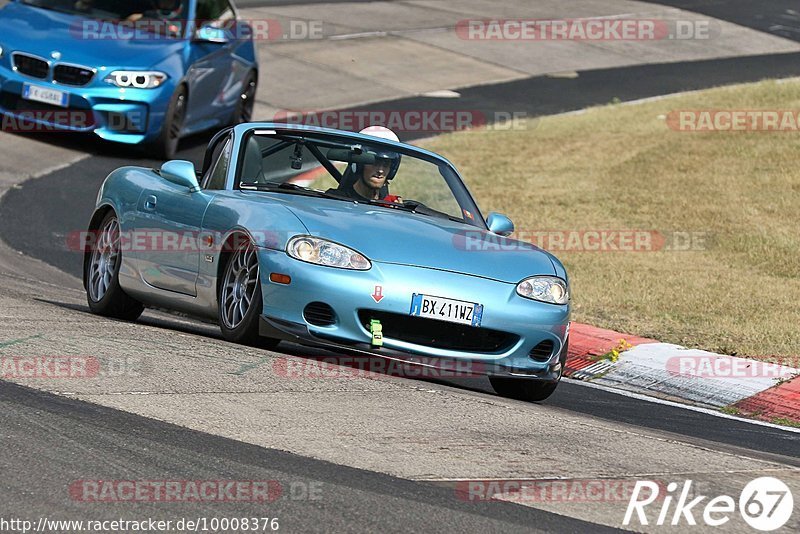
[487,212,514,236]
[195,24,229,44]
[161,160,200,192]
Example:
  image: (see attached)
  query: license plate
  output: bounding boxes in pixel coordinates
[22,83,69,108]
[410,293,483,327]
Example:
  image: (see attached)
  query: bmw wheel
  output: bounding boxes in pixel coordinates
[84,212,144,320]
[150,85,187,160]
[232,72,257,125]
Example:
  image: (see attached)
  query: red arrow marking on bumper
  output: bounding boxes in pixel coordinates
[372,286,384,303]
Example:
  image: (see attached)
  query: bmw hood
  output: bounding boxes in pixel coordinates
[282,198,558,284]
[0,3,183,68]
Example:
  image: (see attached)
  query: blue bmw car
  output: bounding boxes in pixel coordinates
[83,124,571,401]
[0,0,258,158]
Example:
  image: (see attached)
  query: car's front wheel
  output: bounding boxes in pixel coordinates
[149,85,187,160]
[218,239,279,349]
[490,338,568,402]
[84,212,144,321]
[489,377,560,402]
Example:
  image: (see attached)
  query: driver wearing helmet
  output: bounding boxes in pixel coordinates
[329,126,403,203]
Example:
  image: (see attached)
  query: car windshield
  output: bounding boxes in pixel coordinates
[238,131,485,227]
[21,0,189,22]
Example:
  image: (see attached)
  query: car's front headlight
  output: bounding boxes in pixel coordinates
[0,44,4,58]
[287,236,371,270]
[104,71,167,89]
[516,276,569,305]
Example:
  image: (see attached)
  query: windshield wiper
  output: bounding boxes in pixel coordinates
[367,198,462,222]
[240,181,352,201]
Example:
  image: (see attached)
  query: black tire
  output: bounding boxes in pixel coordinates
[489,377,559,402]
[231,71,257,125]
[149,85,188,160]
[84,212,144,321]
[218,239,279,349]
[490,337,568,402]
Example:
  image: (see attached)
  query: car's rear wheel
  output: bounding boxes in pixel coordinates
[84,212,144,321]
[218,238,279,349]
[149,85,187,160]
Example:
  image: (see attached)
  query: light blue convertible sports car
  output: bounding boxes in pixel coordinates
[83,123,571,401]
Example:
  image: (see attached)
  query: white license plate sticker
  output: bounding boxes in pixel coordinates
[409,293,483,327]
[22,83,69,108]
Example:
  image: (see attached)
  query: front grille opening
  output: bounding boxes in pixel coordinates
[358,310,518,353]
[0,92,95,128]
[13,54,49,79]
[304,302,337,326]
[529,340,555,362]
[54,64,94,86]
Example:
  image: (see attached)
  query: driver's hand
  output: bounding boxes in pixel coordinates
[394,196,404,204]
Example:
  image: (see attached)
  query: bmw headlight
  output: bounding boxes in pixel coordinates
[516,276,569,305]
[105,71,168,89]
[287,236,371,270]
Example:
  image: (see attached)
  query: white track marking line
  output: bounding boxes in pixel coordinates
[564,378,800,434]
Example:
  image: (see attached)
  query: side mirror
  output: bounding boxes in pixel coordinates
[487,212,514,236]
[194,24,229,44]
[161,160,200,192]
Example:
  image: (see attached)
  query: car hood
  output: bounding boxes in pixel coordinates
[0,2,183,68]
[280,196,557,283]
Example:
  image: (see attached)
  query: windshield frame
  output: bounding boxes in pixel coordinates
[19,0,193,37]
[233,128,488,230]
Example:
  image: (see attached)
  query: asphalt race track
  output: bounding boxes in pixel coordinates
[2,380,615,533]
[1,1,799,532]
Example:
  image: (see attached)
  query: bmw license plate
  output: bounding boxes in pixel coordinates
[410,293,483,327]
[22,83,69,108]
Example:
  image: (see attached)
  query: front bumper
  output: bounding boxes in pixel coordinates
[258,247,570,379]
[260,315,567,380]
[0,67,172,143]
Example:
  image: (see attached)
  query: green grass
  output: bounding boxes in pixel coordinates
[418,79,800,358]
[771,417,800,428]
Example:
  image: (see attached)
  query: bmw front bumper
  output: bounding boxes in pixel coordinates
[0,67,172,144]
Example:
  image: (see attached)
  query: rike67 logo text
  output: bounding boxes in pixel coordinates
[624,477,794,531]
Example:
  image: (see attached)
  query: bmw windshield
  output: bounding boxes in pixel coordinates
[20,0,189,22]
[237,130,486,228]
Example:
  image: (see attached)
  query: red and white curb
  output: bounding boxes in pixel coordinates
[566,323,800,424]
